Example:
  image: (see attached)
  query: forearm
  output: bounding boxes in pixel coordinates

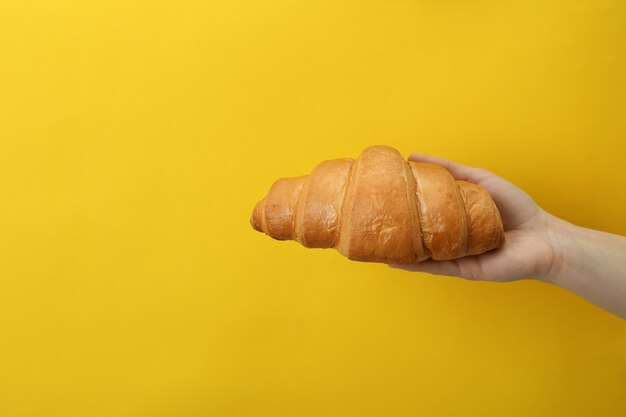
[544,213,626,319]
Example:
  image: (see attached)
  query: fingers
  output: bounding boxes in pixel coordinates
[408,152,539,229]
[408,153,490,184]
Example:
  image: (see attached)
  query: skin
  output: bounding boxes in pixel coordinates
[390,153,626,320]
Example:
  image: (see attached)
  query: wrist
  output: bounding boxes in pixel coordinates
[538,210,586,285]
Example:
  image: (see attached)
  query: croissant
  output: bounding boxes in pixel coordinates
[250,145,504,264]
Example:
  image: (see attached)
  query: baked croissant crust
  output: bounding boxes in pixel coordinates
[251,145,504,264]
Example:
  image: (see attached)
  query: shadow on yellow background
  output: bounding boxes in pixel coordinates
[1,1,625,416]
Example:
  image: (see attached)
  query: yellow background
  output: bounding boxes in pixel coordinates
[1,0,625,416]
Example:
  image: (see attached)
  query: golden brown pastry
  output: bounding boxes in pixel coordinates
[250,145,504,264]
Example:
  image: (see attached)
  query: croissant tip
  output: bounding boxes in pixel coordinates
[250,198,265,232]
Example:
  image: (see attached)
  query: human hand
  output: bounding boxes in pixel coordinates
[390,153,559,282]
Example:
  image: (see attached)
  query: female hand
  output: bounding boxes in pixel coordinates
[390,153,626,320]
[390,153,559,282]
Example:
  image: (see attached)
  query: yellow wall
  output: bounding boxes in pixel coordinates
[1,1,625,416]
